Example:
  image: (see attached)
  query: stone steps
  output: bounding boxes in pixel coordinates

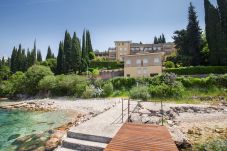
[67,132,112,144]
[62,137,107,151]
[56,100,138,151]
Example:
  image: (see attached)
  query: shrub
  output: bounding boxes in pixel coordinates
[41,58,57,73]
[165,66,227,75]
[149,82,184,98]
[110,77,136,89]
[164,61,175,68]
[54,74,88,97]
[129,86,150,101]
[25,65,54,95]
[90,60,123,70]
[82,85,101,99]
[8,72,26,96]
[102,82,113,97]
[38,75,57,92]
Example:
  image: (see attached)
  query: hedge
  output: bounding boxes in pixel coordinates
[89,61,123,69]
[164,66,227,75]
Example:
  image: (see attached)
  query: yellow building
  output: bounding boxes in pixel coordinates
[124,52,163,77]
[108,41,175,61]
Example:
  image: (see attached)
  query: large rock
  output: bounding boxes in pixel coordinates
[168,126,191,149]
[45,137,59,151]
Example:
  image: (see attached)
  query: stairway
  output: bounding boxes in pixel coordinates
[55,100,137,151]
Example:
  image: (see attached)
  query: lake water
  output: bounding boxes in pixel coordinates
[0,104,76,151]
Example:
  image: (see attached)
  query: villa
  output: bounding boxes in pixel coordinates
[124,52,163,77]
[108,41,175,61]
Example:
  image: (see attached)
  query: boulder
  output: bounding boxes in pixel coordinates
[45,137,59,151]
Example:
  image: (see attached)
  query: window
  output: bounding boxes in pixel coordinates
[143,58,148,64]
[154,58,160,63]
[143,68,147,74]
[136,59,141,65]
[137,68,141,74]
[126,59,131,65]
[127,74,130,77]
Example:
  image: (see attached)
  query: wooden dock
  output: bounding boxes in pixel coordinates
[105,123,178,151]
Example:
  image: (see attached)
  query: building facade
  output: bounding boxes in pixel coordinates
[124,52,162,77]
[108,41,175,61]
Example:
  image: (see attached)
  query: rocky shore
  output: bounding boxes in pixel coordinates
[129,101,227,150]
[0,98,119,151]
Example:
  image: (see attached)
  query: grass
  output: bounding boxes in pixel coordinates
[110,87,227,104]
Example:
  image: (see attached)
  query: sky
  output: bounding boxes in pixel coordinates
[0,0,217,58]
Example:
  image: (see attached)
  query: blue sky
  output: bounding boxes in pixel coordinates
[0,0,217,58]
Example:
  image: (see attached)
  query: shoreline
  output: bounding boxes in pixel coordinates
[1,98,227,150]
[0,98,119,151]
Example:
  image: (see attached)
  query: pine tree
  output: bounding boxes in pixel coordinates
[56,42,65,74]
[46,46,53,60]
[86,30,93,60]
[71,32,81,73]
[186,2,202,65]
[204,0,224,65]
[10,47,18,73]
[63,31,72,73]
[37,50,42,62]
[81,30,89,72]
[217,0,227,65]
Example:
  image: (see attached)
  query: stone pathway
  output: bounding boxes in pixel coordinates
[55,99,137,151]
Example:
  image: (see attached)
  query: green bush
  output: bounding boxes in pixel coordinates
[41,58,57,73]
[102,82,113,97]
[90,60,123,70]
[177,74,227,88]
[165,66,227,75]
[110,77,136,89]
[54,74,87,97]
[164,61,175,68]
[149,82,184,98]
[8,72,26,96]
[129,86,150,101]
[25,65,54,95]
[82,85,96,99]
[38,75,57,92]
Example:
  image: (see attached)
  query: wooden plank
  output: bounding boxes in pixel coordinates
[105,123,178,151]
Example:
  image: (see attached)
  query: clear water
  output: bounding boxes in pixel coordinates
[0,104,76,151]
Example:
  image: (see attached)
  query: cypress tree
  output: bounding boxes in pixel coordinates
[162,34,166,43]
[86,30,93,60]
[11,47,18,73]
[81,30,88,72]
[17,44,23,71]
[21,49,27,71]
[186,2,202,65]
[204,0,224,65]
[217,0,227,65]
[37,50,42,62]
[71,32,81,73]
[31,40,37,65]
[63,31,72,73]
[46,46,53,60]
[56,42,65,74]
[154,36,158,44]
[26,49,32,68]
